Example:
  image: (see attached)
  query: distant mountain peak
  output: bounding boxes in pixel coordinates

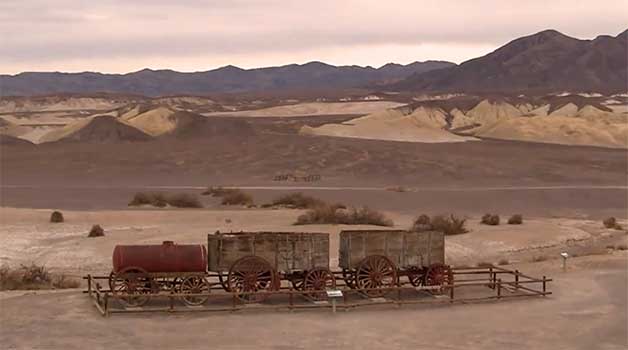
[387,29,626,94]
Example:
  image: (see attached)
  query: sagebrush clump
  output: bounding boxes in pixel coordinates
[508,214,523,225]
[481,213,500,226]
[295,204,393,226]
[0,264,80,290]
[267,192,324,209]
[128,192,202,208]
[221,189,254,206]
[88,224,105,238]
[50,211,64,223]
[603,217,623,230]
[411,214,469,236]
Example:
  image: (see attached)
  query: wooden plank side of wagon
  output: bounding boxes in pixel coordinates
[402,231,445,267]
[208,232,330,272]
[339,230,406,269]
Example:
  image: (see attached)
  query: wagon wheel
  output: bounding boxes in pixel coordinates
[355,255,398,298]
[178,276,211,306]
[406,266,426,287]
[342,268,356,289]
[227,256,277,303]
[424,263,453,294]
[290,271,307,291]
[110,266,155,307]
[303,268,336,301]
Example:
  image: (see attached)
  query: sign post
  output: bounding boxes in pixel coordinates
[326,289,343,313]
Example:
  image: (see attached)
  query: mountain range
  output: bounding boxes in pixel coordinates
[387,29,627,94]
[1,29,626,96]
[0,61,453,97]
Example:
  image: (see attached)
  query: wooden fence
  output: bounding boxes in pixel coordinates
[84,266,551,317]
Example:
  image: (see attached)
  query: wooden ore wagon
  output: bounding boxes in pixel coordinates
[207,231,334,301]
[339,230,451,296]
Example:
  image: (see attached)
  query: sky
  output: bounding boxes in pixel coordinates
[1,0,627,74]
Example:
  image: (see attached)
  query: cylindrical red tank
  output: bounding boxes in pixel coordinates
[112,241,207,273]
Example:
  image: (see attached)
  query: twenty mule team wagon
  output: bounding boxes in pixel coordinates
[108,229,451,306]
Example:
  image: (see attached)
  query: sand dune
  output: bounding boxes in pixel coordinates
[39,115,151,143]
[122,106,182,136]
[301,108,476,143]
[301,97,628,148]
[478,115,628,148]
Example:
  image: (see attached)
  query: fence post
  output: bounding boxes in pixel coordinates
[488,266,494,289]
[449,284,454,302]
[542,276,547,296]
[497,279,502,299]
[87,274,92,297]
[515,270,519,290]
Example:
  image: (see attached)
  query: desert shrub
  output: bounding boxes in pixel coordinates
[221,189,254,206]
[481,213,500,226]
[616,244,628,250]
[476,262,494,268]
[50,211,64,223]
[411,214,432,232]
[129,192,166,206]
[88,224,105,238]
[430,214,469,235]
[603,217,623,230]
[268,192,325,209]
[498,259,509,266]
[0,264,79,290]
[129,192,202,208]
[603,217,617,229]
[507,214,523,225]
[532,255,547,262]
[295,204,393,226]
[166,193,203,208]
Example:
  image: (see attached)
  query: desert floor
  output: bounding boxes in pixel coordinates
[1,129,627,349]
[0,205,626,349]
[0,252,625,350]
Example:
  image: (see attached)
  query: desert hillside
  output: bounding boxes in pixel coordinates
[302,94,628,148]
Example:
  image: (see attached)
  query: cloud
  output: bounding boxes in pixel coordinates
[1,0,627,73]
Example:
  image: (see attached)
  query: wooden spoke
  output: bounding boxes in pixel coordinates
[110,267,155,307]
[425,263,453,294]
[355,255,398,298]
[303,268,336,301]
[178,276,210,306]
[227,256,277,303]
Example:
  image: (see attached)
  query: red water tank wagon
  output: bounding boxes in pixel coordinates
[112,241,207,273]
